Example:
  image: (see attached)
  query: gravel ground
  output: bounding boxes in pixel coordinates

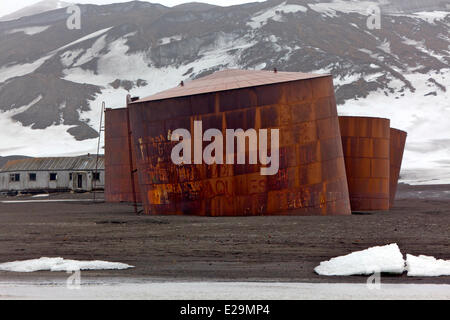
[0,184,449,284]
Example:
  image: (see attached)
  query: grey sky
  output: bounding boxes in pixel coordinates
[0,0,264,17]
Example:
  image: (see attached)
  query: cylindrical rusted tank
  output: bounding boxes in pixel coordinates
[104,108,141,203]
[128,70,351,216]
[339,116,391,211]
[389,128,407,208]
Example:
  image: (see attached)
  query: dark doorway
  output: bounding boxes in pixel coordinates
[77,174,83,189]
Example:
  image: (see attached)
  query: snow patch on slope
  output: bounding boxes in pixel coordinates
[247,1,307,29]
[0,257,133,272]
[7,26,51,35]
[53,27,113,53]
[309,0,379,18]
[314,244,405,276]
[158,35,183,45]
[70,33,257,129]
[0,55,53,83]
[0,107,97,157]
[389,11,450,24]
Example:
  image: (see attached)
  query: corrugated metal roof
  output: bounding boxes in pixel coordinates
[133,69,329,103]
[0,155,104,172]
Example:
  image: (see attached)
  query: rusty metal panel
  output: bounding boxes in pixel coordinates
[389,128,407,208]
[104,108,141,203]
[339,116,391,211]
[133,69,330,103]
[129,74,351,216]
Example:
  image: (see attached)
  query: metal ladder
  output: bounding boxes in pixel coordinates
[93,101,105,202]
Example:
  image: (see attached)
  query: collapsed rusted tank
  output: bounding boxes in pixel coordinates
[128,69,351,216]
[389,128,407,208]
[339,116,391,211]
[104,108,141,203]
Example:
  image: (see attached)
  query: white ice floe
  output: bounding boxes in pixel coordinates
[406,255,450,277]
[314,244,405,276]
[0,257,134,272]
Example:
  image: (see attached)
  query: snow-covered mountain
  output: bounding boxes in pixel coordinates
[0,0,449,184]
[0,0,72,22]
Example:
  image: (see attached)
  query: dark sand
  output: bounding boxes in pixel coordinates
[0,184,449,284]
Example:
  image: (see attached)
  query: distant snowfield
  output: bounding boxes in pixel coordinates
[339,69,450,185]
[0,280,449,300]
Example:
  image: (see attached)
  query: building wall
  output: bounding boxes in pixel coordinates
[0,170,104,192]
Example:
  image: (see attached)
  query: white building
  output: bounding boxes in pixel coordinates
[0,155,104,194]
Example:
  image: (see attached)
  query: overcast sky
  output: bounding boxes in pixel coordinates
[0,0,263,17]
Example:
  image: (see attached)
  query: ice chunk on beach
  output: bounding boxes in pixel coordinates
[315,244,405,276]
[0,257,134,272]
[406,254,450,277]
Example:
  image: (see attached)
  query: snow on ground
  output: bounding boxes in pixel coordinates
[314,244,405,276]
[247,1,307,29]
[338,68,450,185]
[158,35,183,45]
[6,26,50,36]
[407,255,450,277]
[0,106,97,157]
[52,27,113,53]
[0,55,53,83]
[0,257,133,272]
[389,11,450,24]
[0,95,98,157]
[308,0,379,18]
[75,32,257,130]
[0,281,449,300]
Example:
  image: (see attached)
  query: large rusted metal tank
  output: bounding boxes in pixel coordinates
[339,116,391,211]
[128,69,351,216]
[389,128,407,208]
[104,108,141,203]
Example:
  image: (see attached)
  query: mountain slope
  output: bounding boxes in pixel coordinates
[0,0,449,183]
[0,0,71,22]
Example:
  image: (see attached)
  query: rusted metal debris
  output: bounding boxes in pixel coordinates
[389,128,407,208]
[104,108,141,204]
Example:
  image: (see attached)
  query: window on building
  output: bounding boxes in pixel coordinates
[93,172,100,181]
[9,173,20,182]
[49,173,58,181]
[29,173,37,181]
[69,173,73,181]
